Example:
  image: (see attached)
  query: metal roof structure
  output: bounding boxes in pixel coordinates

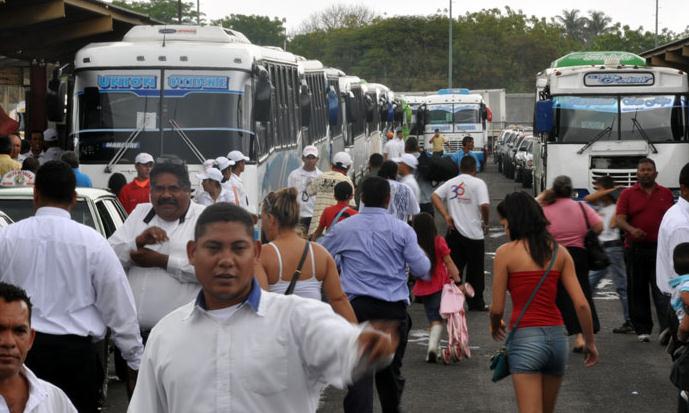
[640,35,689,73]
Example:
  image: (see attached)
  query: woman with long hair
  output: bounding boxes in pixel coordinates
[491,191,598,413]
[539,176,602,351]
[257,188,357,323]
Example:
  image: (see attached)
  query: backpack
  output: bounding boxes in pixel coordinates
[418,152,459,182]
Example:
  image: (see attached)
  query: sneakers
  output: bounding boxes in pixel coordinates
[638,334,651,343]
[612,321,635,334]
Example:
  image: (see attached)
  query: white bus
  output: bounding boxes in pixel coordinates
[71,25,382,211]
[422,88,491,166]
[533,51,689,198]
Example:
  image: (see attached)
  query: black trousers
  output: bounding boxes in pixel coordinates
[625,243,670,335]
[445,230,485,309]
[25,332,103,413]
[344,296,409,413]
[556,247,600,335]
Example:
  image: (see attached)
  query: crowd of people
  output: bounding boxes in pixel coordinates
[2,126,689,413]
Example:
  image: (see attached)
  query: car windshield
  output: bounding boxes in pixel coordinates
[0,199,95,230]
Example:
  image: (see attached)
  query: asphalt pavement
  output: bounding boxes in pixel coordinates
[103,158,678,412]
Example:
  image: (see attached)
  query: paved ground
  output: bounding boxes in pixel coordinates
[103,159,678,412]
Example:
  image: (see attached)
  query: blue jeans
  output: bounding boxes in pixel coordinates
[589,245,630,322]
[508,326,568,376]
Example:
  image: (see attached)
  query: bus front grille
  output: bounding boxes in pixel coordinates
[590,169,637,188]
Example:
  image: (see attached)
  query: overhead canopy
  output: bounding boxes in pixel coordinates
[0,0,159,65]
[641,36,689,73]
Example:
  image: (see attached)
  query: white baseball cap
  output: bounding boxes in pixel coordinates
[202,159,216,169]
[227,150,249,163]
[332,151,352,168]
[196,168,223,183]
[135,152,154,164]
[215,156,234,171]
[43,128,58,142]
[394,153,418,169]
[302,145,319,158]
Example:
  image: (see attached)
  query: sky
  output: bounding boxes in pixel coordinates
[187,0,688,34]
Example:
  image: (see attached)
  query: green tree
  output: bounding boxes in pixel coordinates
[298,4,377,33]
[585,11,612,43]
[111,0,202,24]
[212,15,286,47]
[554,9,588,43]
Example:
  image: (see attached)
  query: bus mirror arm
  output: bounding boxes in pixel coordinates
[104,127,143,173]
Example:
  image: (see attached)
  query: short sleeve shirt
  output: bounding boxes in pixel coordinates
[616,183,674,244]
[434,174,489,240]
[384,138,404,159]
[320,202,358,229]
[542,198,602,248]
[287,167,322,218]
[412,236,451,296]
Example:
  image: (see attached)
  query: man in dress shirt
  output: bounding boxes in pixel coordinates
[322,176,431,413]
[0,161,143,412]
[128,203,397,413]
[109,159,205,335]
[0,282,76,412]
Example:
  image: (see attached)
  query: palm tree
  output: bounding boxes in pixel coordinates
[555,9,589,43]
[585,11,613,43]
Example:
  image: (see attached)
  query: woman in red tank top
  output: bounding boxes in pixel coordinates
[490,192,599,413]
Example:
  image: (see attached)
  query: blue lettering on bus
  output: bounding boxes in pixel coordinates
[97,75,157,90]
[167,76,228,90]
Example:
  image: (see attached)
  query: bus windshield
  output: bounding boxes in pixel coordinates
[427,103,481,128]
[73,69,254,164]
[553,94,687,143]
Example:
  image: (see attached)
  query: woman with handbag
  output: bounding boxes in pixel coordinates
[256,188,357,323]
[538,175,603,352]
[490,191,599,413]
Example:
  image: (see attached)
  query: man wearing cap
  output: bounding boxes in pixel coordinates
[383,129,405,161]
[118,153,154,214]
[39,128,63,165]
[227,150,251,211]
[394,153,420,203]
[307,151,355,236]
[0,135,21,177]
[288,145,322,231]
[195,168,234,206]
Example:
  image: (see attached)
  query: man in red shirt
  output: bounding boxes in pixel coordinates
[616,158,673,342]
[118,153,154,214]
[310,181,357,241]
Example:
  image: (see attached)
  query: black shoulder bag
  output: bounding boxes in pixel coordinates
[578,202,610,271]
[285,241,311,296]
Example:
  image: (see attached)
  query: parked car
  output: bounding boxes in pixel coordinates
[521,139,535,189]
[493,129,512,166]
[504,133,527,179]
[0,210,13,228]
[0,187,126,238]
[513,137,535,186]
[497,130,519,173]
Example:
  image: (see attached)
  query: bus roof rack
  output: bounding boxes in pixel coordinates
[437,88,470,95]
[550,51,646,68]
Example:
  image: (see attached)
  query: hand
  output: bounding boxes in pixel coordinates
[136,226,169,249]
[445,216,455,231]
[490,319,506,341]
[357,321,400,367]
[130,248,168,268]
[629,227,646,240]
[584,343,599,367]
[482,222,489,235]
[126,367,138,399]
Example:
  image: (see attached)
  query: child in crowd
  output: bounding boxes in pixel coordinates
[310,181,357,241]
[411,212,461,362]
[670,243,689,341]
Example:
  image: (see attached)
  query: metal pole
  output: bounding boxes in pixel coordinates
[177,0,182,24]
[448,0,452,89]
[654,0,659,47]
[197,0,200,25]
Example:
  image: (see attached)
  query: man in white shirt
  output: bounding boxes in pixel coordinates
[432,155,490,310]
[109,159,205,334]
[383,129,404,161]
[288,145,322,231]
[376,160,419,221]
[658,164,689,305]
[128,203,398,413]
[38,129,62,165]
[227,150,250,210]
[0,282,77,413]
[394,153,420,203]
[307,151,355,235]
[0,161,143,412]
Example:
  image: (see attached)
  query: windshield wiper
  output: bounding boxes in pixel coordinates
[168,120,206,164]
[577,118,615,155]
[631,111,658,154]
[104,127,143,173]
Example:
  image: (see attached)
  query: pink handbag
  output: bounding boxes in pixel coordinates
[440,282,473,364]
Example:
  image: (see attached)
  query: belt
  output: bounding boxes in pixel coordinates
[602,240,623,248]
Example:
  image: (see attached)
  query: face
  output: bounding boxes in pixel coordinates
[302,155,318,170]
[0,299,34,380]
[396,132,403,140]
[201,179,215,194]
[187,221,260,310]
[135,162,153,180]
[637,162,657,186]
[30,133,43,152]
[9,135,20,159]
[234,160,245,174]
[463,139,474,151]
[150,172,191,222]
[398,163,411,176]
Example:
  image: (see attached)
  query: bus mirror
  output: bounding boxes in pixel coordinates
[47,73,67,123]
[299,84,311,127]
[254,66,272,123]
[534,100,554,135]
[327,87,339,127]
[365,95,375,122]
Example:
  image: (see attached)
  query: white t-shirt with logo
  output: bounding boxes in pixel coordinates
[434,173,489,240]
[287,167,322,218]
[384,138,404,159]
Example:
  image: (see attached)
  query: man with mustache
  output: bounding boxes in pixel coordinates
[0,282,76,412]
[109,157,206,338]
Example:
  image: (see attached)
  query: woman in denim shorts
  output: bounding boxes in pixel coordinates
[490,192,599,413]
